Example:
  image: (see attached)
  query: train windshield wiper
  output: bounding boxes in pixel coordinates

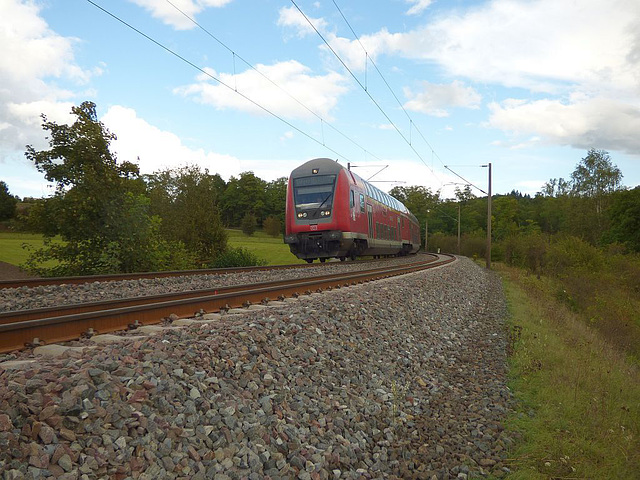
[314,192,333,215]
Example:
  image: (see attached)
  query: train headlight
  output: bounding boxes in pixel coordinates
[321,210,331,216]
[297,212,303,218]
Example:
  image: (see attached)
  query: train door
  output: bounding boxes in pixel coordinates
[367,204,373,238]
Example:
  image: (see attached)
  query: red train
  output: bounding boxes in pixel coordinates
[284,158,421,262]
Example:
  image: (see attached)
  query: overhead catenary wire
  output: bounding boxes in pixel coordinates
[327,0,490,196]
[289,0,444,184]
[85,0,354,162]
[163,0,389,166]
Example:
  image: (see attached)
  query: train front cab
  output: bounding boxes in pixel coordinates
[284,159,361,262]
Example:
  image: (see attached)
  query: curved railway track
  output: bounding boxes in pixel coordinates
[0,257,389,290]
[0,254,455,353]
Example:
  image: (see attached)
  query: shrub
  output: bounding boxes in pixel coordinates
[241,212,257,236]
[263,215,282,237]
[544,235,603,276]
[502,233,546,273]
[209,247,267,268]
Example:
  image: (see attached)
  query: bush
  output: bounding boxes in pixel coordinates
[241,212,257,236]
[544,235,603,276]
[209,247,267,268]
[263,215,282,237]
[502,232,546,273]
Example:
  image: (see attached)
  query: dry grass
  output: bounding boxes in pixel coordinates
[498,264,640,479]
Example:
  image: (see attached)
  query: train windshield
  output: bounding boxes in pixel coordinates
[293,174,336,210]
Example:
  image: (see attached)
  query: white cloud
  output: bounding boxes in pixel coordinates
[128,0,233,30]
[102,105,242,177]
[380,0,638,95]
[487,97,640,154]
[280,131,295,142]
[403,80,482,117]
[277,6,328,38]
[406,0,433,16]
[0,0,95,155]
[174,60,348,120]
[302,0,640,153]
[314,0,639,95]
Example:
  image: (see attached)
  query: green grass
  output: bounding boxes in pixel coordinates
[226,228,306,266]
[0,232,54,266]
[0,230,305,268]
[498,264,640,479]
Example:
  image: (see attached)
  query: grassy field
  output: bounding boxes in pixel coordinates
[0,230,304,267]
[226,229,306,265]
[498,264,639,479]
[0,232,53,266]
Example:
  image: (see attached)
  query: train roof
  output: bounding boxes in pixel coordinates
[291,158,418,224]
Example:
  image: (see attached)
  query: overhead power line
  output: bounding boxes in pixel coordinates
[324,0,490,196]
[163,0,388,165]
[86,0,354,162]
[289,0,442,184]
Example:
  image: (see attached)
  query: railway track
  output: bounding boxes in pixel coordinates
[0,254,455,353]
[0,262,324,290]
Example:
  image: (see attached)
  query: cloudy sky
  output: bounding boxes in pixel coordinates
[1,0,639,199]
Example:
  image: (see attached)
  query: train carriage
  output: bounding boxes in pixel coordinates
[284,158,421,263]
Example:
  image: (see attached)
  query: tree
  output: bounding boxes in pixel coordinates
[571,149,623,205]
[220,172,267,226]
[0,181,18,221]
[605,187,640,252]
[265,177,287,224]
[24,101,174,275]
[569,149,623,243]
[146,165,227,265]
[389,185,439,228]
[241,212,257,236]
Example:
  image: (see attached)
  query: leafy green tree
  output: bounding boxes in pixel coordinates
[24,101,173,275]
[220,172,267,226]
[571,149,623,207]
[0,181,18,221]
[146,165,227,265]
[605,187,640,252]
[265,177,287,224]
[569,149,623,243]
[389,185,439,229]
[241,212,257,236]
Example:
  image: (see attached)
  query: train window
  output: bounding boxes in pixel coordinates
[293,175,336,210]
[350,190,355,208]
[359,193,365,213]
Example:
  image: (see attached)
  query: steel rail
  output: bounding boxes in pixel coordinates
[0,256,439,325]
[0,256,394,290]
[0,254,455,353]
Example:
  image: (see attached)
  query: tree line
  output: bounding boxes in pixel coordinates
[1,101,638,276]
[390,148,639,258]
[1,102,288,276]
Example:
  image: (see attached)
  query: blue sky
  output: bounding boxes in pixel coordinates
[1,0,639,200]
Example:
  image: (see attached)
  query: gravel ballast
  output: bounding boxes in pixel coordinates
[0,257,513,479]
[0,256,430,313]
